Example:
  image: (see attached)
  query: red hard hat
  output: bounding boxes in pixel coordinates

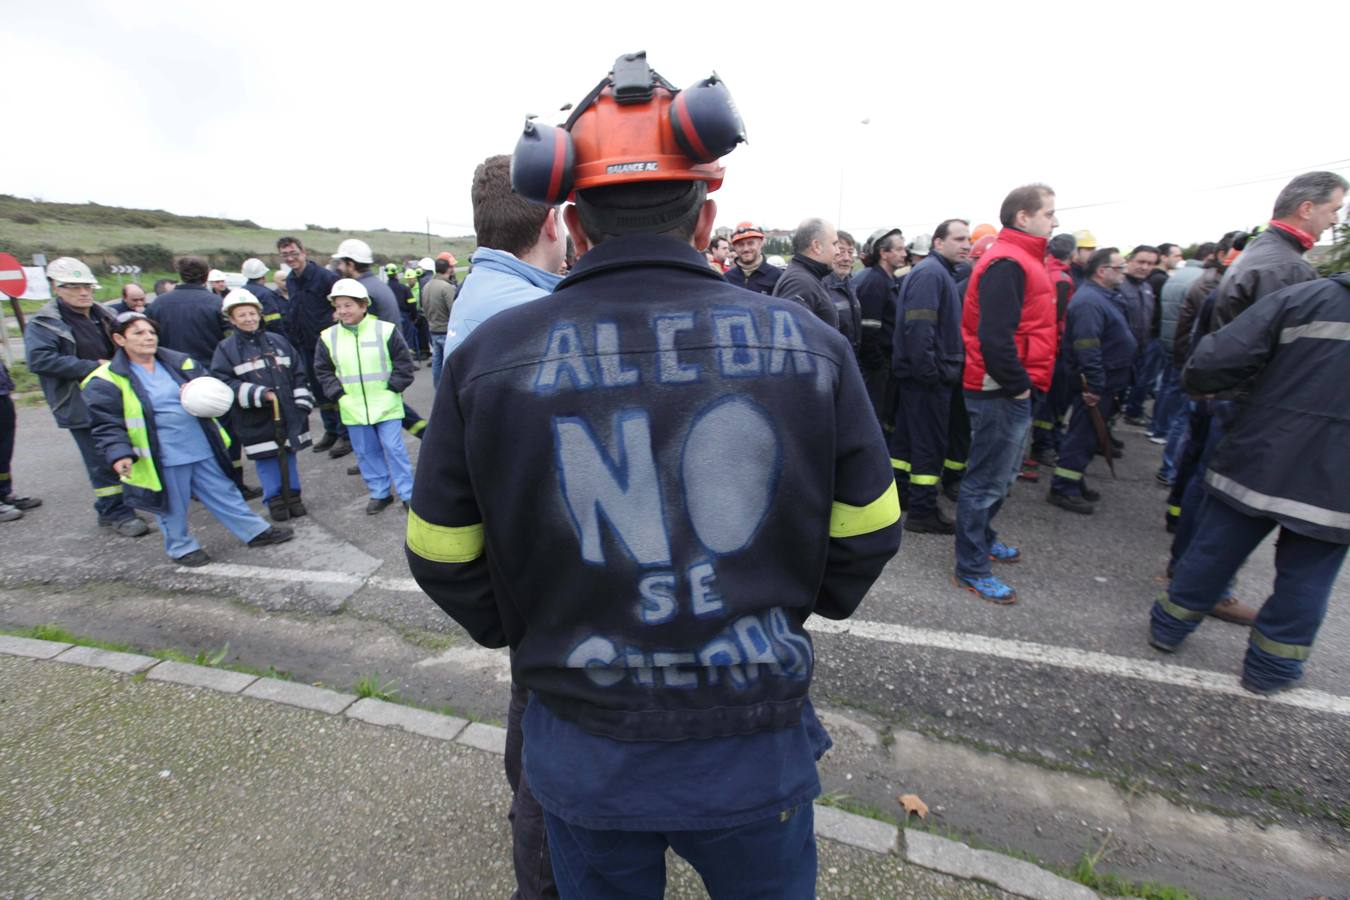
[971,223,998,244]
[971,234,998,260]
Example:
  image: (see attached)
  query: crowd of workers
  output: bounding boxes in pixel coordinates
[1,48,1347,900]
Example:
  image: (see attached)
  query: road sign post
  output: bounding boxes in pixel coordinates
[0,251,30,366]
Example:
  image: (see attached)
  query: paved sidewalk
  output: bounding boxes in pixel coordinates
[0,651,1023,899]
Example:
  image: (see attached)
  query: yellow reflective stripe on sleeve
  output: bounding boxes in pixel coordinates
[904,309,938,322]
[830,481,901,538]
[1167,504,1182,517]
[94,485,124,497]
[910,474,941,486]
[890,458,911,472]
[1249,630,1311,661]
[1072,338,1101,349]
[1032,419,1054,430]
[264,313,282,321]
[406,509,485,563]
[943,459,966,471]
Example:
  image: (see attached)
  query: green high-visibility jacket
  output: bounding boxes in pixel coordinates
[81,349,234,513]
[313,316,414,425]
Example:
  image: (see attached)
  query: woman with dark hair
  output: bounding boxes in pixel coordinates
[82,312,293,566]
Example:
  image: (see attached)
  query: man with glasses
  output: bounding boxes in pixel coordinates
[24,257,149,536]
[278,236,348,458]
[1047,248,1136,514]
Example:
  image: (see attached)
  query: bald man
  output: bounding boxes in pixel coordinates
[107,283,148,316]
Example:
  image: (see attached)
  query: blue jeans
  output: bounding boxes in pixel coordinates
[69,426,136,523]
[543,804,816,900]
[1152,492,1349,690]
[348,419,414,501]
[1124,338,1165,419]
[430,334,447,388]
[1149,361,1184,437]
[156,458,270,559]
[1158,398,1193,482]
[255,454,301,502]
[955,395,1031,579]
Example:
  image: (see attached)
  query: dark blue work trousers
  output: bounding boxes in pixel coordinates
[542,803,816,900]
[1050,387,1119,497]
[890,380,950,519]
[1152,492,1348,691]
[68,426,136,523]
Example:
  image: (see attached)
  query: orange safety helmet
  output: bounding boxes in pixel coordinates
[971,223,998,244]
[436,251,457,265]
[730,221,765,243]
[512,51,746,205]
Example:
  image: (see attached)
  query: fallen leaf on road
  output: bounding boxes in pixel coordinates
[898,793,928,818]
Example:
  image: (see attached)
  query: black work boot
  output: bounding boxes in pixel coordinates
[266,496,291,522]
[1047,491,1094,515]
[313,432,337,453]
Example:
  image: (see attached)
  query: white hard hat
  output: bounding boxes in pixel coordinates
[207,269,227,282]
[180,376,235,418]
[241,258,269,280]
[417,257,435,271]
[767,254,787,267]
[276,264,292,279]
[908,234,932,257]
[221,288,263,316]
[332,238,374,265]
[328,277,370,304]
[46,256,100,286]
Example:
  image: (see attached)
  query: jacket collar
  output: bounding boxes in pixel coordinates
[167,283,213,295]
[923,252,958,277]
[557,235,725,290]
[107,347,189,378]
[995,227,1048,259]
[467,247,563,292]
[790,253,832,279]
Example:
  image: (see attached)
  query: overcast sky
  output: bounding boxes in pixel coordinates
[8,0,1347,249]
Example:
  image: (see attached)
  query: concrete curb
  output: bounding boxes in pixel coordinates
[1,637,1100,893]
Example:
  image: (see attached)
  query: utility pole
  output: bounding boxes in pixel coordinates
[426,218,432,254]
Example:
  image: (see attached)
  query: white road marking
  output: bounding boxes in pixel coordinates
[176,562,1350,719]
[808,618,1350,719]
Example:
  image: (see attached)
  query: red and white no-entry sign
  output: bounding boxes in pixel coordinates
[0,252,28,298]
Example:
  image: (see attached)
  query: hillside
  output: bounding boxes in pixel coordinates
[0,195,476,272]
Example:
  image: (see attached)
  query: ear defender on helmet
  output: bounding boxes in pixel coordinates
[511,115,576,206]
[669,75,745,163]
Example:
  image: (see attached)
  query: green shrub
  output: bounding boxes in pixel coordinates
[107,243,175,271]
[7,212,39,225]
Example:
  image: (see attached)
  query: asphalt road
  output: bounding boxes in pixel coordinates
[3,371,1348,898]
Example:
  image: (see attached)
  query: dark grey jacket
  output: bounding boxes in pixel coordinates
[23,300,117,428]
[1116,275,1154,346]
[1210,227,1317,331]
[1185,274,1350,544]
[772,255,839,330]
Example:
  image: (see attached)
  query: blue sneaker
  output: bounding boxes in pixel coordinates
[953,574,1017,605]
[989,541,1021,563]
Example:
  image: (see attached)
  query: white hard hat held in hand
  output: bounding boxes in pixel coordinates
[180,376,236,418]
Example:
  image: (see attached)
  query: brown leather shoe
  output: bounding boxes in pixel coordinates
[1209,595,1257,625]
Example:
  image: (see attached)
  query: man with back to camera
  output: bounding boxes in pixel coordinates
[406,52,900,897]
[953,184,1059,605]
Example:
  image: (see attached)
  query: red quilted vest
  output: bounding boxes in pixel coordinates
[961,227,1057,392]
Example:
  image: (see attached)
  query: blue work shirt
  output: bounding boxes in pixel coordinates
[522,695,831,832]
[442,248,561,359]
[131,361,213,466]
